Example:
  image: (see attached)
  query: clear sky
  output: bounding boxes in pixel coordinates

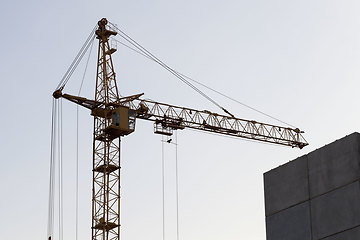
[2,0,360,239]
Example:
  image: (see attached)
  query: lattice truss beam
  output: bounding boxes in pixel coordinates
[92,18,120,240]
[59,92,308,149]
[126,99,308,148]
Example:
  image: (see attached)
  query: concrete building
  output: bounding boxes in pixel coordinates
[264,132,360,240]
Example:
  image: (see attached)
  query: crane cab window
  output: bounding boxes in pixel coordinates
[113,112,120,126]
[128,110,136,130]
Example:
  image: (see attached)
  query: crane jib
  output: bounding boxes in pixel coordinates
[53,90,308,149]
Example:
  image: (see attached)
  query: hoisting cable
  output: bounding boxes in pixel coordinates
[55,26,96,91]
[75,36,94,240]
[108,23,234,118]
[58,98,64,240]
[110,33,295,127]
[161,136,166,240]
[49,24,95,240]
[47,97,64,240]
[161,133,181,240]
[47,99,57,240]
[175,132,180,240]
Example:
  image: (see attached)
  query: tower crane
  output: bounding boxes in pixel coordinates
[51,18,308,240]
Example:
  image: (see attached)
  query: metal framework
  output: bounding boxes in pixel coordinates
[59,93,308,149]
[129,99,307,148]
[92,18,120,240]
[53,18,308,240]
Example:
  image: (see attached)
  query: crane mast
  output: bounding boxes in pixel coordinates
[52,18,308,240]
[92,18,120,240]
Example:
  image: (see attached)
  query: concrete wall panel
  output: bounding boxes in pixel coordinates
[264,155,309,216]
[308,132,360,198]
[264,132,360,240]
[311,181,360,240]
[322,226,360,240]
[266,201,311,240]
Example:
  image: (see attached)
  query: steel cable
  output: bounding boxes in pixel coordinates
[175,132,180,240]
[48,98,64,240]
[109,23,230,115]
[111,36,295,128]
[47,99,56,240]
[60,34,95,90]
[161,136,166,240]
[75,37,94,240]
[57,99,64,240]
[56,26,96,91]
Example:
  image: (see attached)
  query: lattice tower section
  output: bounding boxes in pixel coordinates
[92,18,121,240]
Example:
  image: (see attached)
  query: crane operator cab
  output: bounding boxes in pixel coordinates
[103,106,136,139]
